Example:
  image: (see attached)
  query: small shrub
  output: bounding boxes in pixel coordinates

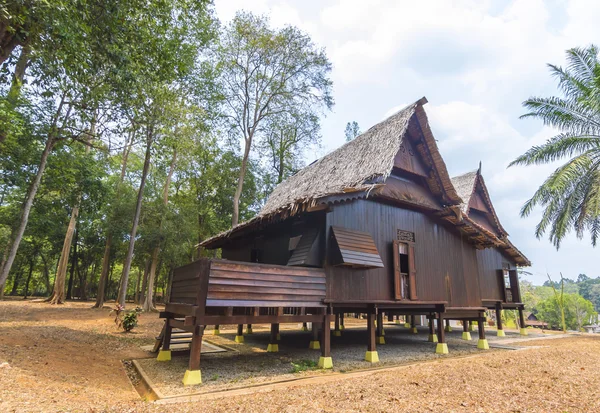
[290,359,318,373]
[110,305,142,332]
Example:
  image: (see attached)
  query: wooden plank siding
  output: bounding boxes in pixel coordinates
[476,247,516,302]
[169,258,326,308]
[324,199,483,307]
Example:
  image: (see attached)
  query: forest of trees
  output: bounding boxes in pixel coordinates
[0,2,332,309]
[521,274,599,331]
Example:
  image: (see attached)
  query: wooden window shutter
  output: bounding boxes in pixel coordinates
[408,244,417,300]
[392,240,401,299]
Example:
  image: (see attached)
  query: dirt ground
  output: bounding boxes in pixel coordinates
[1,299,600,413]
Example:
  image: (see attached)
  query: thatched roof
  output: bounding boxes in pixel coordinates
[450,165,507,236]
[202,97,461,248]
[448,167,531,266]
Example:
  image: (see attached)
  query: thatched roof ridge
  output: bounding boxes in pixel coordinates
[451,170,478,214]
[261,101,418,216]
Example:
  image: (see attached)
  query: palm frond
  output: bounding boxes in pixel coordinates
[509,133,600,166]
[565,46,599,86]
[520,96,600,135]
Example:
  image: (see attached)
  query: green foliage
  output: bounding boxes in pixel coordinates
[537,293,596,331]
[510,45,600,248]
[290,359,318,373]
[110,304,141,332]
[344,121,361,142]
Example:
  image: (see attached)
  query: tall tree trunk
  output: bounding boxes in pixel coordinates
[232,137,252,227]
[7,43,30,102]
[143,149,176,312]
[48,206,79,304]
[0,136,56,287]
[10,267,23,295]
[134,266,142,304]
[94,131,133,308]
[23,255,35,299]
[117,133,153,307]
[66,227,78,300]
[139,260,151,305]
[93,234,111,308]
[40,253,51,293]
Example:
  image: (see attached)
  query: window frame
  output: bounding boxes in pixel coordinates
[393,238,417,300]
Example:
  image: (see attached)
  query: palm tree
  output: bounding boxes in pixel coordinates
[510,45,600,248]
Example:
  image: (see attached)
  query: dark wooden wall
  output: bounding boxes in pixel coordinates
[476,247,516,301]
[324,199,482,307]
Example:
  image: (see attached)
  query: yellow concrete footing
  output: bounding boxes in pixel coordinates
[461,332,472,341]
[435,343,449,354]
[381,328,385,336]
[301,326,309,332]
[444,325,452,332]
[156,349,171,362]
[376,336,385,345]
[469,324,476,332]
[333,330,342,337]
[477,339,489,350]
[246,327,253,334]
[404,322,411,328]
[234,335,244,344]
[497,329,505,337]
[267,343,279,353]
[428,334,438,343]
[395,320,401,325]
[411,327,418,334]
[520,328,528,336]
[213,329,220,335]
[276,333,281,341]
[365,351,379,363]
[340,325,345,330]
[318,356,333,369]
[182,369,202,386]
[309,340,320,350]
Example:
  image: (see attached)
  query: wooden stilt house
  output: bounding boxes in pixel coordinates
[156,97,530,385]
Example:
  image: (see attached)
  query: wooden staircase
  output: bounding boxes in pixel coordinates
[152,319,192,352]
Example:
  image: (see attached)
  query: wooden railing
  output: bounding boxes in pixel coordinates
[169,258,326,309]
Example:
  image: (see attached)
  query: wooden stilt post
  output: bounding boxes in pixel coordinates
[477,313,489,349]
[404,315,410,328]
[267,323,279,352]
[436,312,448,354]
[334,313,342,336]
[518,307,528,335]
[444,319,452,332]
[157,319,172,361]
[302,322,308,332]
[235,323,244,343]
[376,311,385,344]
[319,309,333,368]
[182,325,204,385]
[388,313,394,322]
[309,315,320,350]
[427,314,438,342]
[340,313,345,330]
[246,324,253,334]
[462,319,472,340]
[468,320,475,332]
[495,303,505,337]
[213,324,220,335]
[365,308,379,362]
[410,314,418,334]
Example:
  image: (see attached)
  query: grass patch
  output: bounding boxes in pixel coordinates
[290,359,318,373]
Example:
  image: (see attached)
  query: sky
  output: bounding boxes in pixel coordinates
[214,0,600,285]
